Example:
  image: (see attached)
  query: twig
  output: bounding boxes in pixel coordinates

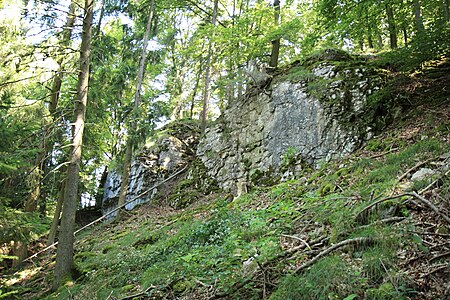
[281,234,312,250]
[368,148,398,159]
[421,264,449,277]
[430,251,450,263]
[397,157,437,181]
[105,291,114,300]
[407,230,450,237]
[379,258,400,294]
[418,169,450,194]
[118,285,156,300]
[294,237,373,274]
[407,192,450,224]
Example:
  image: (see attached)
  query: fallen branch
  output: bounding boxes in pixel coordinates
[407,192,450,224]
[356,194,408,221]
[281,234,311,250]
[397,157,437,181]
[368,148,398,159]
[418,169,450,194]
[117,285,156,300]
[358,216,406,229]
[294,237,374,274]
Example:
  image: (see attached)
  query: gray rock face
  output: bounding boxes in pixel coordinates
[102,122,200,218]
[197,60,381,192]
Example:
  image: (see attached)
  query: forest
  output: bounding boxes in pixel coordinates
[1,0,450,298]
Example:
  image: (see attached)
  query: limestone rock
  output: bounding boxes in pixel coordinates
[197,55,388,193]
[411,168,435,182]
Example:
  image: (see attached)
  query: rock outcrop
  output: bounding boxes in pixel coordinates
[197,51,388,192]
[101,121,201,217]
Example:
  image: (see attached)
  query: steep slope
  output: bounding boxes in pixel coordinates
[2,54,450,300]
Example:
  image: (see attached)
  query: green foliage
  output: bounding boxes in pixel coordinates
[0,199,50,244]
[270,256,364,300]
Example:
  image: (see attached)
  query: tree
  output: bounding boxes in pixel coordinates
[200,0,219,133]
[116,0,156,218]
[269,0,280,68]
[413,0,425,33]
[52,0,94,289]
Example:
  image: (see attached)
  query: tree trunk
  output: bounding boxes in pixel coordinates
[95,0,106,37]
[367,26,374,49]
[269,0,281,69]
[47,179,65,247]
[386,4,398,49]
[200,0,219,133]
[413,0,425,33]
[402,26,408,44]
[95,166,108,208]
[116,0,155,218]
[444,0,450,22]
[377,33,383,49]
[52,0,93,289]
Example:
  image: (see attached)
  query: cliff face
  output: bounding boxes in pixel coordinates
[197,52,387,192]
[102,51,395,209]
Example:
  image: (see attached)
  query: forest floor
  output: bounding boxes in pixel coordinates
[2,55,450,300]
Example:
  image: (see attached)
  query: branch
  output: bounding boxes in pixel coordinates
[397,156,437,181]
[356,193,408,221]
[117,285,156,300]
[368,147,398,159]
[294,237,373,274]
[407,192,450,224]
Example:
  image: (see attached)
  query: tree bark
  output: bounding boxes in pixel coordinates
[117,0,155,218]
[46,179,65,247]
[444,0,450,22]
[386,3,398,49]
[269,0,281,68]
[413,0,425,34]
[200,0,219,133]
[52,0,93,289]
[402,26,408,44]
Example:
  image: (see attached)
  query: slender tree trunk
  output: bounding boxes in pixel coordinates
[413,0,425,33]
[95,0,106,37]
[52,0,93,289]
[49,1,77,116]
[386,4,398,49]
[367,27,374,49]
[444,0,450,22]
[402,26,408,44]
[116,0,155,218]
[269,0,281,69]
[377,33,383,49]
[47,179,65,247]
[95,166,108,208]
[190,68,202,119]
[200,0,218,133]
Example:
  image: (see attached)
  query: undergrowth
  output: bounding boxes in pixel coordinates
[14,131,443,300]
